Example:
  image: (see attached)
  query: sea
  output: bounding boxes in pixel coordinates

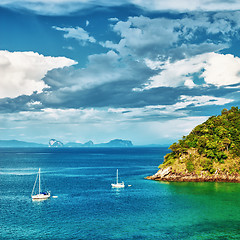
[1,147,240,240]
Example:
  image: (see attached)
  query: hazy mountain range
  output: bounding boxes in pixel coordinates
[0,139,134,148]
[0,139,169,148]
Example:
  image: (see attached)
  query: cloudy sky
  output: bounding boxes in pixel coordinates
[1,0,240,145]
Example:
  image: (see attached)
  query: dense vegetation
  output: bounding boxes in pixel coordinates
[161,107,240,175]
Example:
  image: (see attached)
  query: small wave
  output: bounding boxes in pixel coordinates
[0,168,38,175]
[0,172,35,176]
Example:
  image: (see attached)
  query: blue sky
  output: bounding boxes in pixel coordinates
[1,0,240,145]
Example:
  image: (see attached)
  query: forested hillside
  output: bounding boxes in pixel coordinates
[148,107,240,181]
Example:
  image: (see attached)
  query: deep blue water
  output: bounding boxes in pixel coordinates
[1,147,240,240]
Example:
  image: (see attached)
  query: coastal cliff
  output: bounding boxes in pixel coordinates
[146,166,240,182]
[147,107,240,183]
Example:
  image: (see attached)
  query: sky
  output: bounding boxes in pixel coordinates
[1,0,240,145]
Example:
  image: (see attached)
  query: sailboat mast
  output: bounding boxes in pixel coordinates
[116,169,118,184]
[31,170,38,196]
[39,168,41,194]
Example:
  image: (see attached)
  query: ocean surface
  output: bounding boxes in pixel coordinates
[1,147,240,240]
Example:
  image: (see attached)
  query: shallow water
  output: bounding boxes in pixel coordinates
[1,147,240,239]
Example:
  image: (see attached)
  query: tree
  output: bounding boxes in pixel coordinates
[222,138,231,152]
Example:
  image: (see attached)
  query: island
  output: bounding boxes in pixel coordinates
[49,139,133,148]
[146,107,240,182]
[49,139,64,147]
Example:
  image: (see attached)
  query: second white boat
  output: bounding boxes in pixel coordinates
[31,168,51,200]
[111,169,125,188]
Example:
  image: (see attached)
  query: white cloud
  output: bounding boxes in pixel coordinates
[144,53,240,89]
[44,50,136,94]
[6,93,231,124]
[132,0,240,12]
[0,51,77,98]
[109,95,233,120]
[144,55,206,88]
[108,17,119,22]
[53,26,96,45]
[101,16,181,59]
[202,53,240,86]
[1,0,240,15]
[177,95,234,107]
[27,101,42,110]
[101,14,237,61]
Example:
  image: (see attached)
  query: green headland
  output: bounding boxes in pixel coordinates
[147,106,240,182]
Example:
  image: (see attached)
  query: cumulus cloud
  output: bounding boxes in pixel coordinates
[0,51,77,98]
[144,54,206,88]
[53,26,96,45]
[202,54,240,86]
[43,50,153,100]
[101,14,239,61]
[44,51,121,93]
[132,0,240,12]
[1,0,240,15]
[144,53,240,89]
[101,16,181,59]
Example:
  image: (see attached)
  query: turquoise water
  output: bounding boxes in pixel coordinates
[1,147,240,239]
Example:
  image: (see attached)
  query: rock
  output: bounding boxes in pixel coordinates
[49,139,64,147]
[153,167,171,178]
[146,167,172,180]
[146,170,240,183]
[83,141,94,147]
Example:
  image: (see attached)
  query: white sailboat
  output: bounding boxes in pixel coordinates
[111,169,125,188]
[31,168,51,200]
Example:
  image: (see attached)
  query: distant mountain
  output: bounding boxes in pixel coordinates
[65,141,94,147]
[65,139,133,147]
[0,138,133,148]
[97,139,133,147]
[0,140,47,148]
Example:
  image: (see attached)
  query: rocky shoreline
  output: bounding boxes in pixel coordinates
[146,167,240,183]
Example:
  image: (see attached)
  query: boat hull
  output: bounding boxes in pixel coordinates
[111,183,125,188]
[32,193,51,200]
